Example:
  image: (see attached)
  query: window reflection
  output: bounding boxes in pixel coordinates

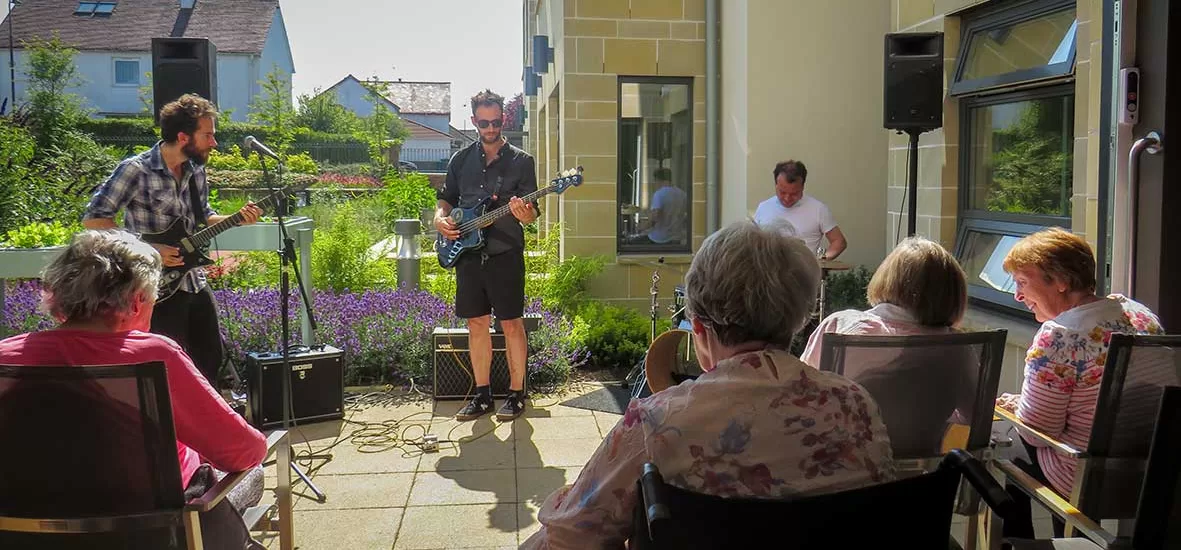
[618,80,692,253]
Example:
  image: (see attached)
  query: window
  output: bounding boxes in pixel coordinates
[951,0,1077,95]
[952,0,1078,313]
[114,59,139,86]
[75,2,115,15]
[617,77,693,254]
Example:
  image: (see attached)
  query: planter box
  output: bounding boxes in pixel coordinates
[211,216,315,251]
[0,246,67,279]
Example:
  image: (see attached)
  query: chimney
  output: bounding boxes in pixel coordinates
[180,0,197,9]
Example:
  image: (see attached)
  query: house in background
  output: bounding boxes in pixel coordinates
[320,75,453,167]
[0,0,294,121]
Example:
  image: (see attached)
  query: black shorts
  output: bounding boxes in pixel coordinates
[455,249,526,320]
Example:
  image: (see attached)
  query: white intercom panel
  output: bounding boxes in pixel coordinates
[1120,67,1141,125]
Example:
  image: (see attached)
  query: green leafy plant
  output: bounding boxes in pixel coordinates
[379,171,435,226]
[205,146,318,175]
[824,266,874,313]
[295,88,360,134]
[22,34,90,148]
[0,119,36,234]
[571,302,660,370]
[310,201,393,292]
[1,221,78,248]
[247,67,297,156]
[354,77,408,171]
[206,251,279,290]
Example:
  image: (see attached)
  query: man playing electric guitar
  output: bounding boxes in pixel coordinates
[83,94,262,386]
[435,89,538,422]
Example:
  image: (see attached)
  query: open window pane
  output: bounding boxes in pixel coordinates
[617,78,693,254]
[952,1,1077,95]
[954,221,1035,317]
[966,92,1073,219]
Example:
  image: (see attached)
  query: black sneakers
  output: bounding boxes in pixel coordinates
[455,394,494,421]
[454,391,527,422]
[496,390,527,421]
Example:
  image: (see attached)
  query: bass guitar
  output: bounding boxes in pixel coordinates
[435,167,583,268]
[141,181,311,302]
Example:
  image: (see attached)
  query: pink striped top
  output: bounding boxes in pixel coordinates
[1015,294,1163,496]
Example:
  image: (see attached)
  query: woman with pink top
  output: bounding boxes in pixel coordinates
[801,236,968,365]
[0,230,267,549]
[996,227,1162,538]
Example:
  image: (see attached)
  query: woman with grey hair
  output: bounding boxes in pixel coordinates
[522,220,895,550]
[0,229,267,549]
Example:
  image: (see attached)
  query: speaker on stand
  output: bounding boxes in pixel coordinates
[151,37,218,119]
[884,32,944,237]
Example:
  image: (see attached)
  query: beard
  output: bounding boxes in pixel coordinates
[183,141,211,165]
[480,129,502,145]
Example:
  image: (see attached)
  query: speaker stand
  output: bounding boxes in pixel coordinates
[905,128,923,237]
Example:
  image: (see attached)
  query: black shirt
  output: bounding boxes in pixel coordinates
[438,139,538,256]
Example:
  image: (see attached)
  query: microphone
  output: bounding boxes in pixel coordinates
[242,135,280,161]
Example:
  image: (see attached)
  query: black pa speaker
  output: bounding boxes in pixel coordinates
[433,328,525,399]
[884,32,944,131]
[151,37,218,121]
[246,345,344,430]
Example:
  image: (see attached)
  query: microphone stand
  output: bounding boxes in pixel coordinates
[255,149,330,503]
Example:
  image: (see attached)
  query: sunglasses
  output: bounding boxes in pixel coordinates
[475,118,503,129]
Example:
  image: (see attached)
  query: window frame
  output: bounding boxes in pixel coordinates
[615,75,694,256]
[950,0,1078,97]
[112,58,140,87]
[954,218,1036,320]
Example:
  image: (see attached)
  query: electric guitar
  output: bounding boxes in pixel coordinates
[141,181,311,302]
[435,167,583,268]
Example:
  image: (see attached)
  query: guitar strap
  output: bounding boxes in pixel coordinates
[185,164,209,230]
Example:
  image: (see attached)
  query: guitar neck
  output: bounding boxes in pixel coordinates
[188,188,287,247]
[466,186,554,231]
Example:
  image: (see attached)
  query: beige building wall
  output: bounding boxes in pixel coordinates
[526,0,707,309]
[891,0,1107,394]
[722,0,892,270]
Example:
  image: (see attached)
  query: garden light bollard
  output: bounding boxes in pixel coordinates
[395,219,421,290]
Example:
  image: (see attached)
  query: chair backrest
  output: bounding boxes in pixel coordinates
[630,450,1004,549]
[1132,386,1181,549]
[0,362,185,548]
[1076,334,1181,518]
[817,330,1007,459]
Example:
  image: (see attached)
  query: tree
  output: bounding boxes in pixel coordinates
[354,76,408,171]
[23,34,88,148]
[295,88,360,134]
[248,66,297,155]
[503,92,524,131]
[985,100,1072,217]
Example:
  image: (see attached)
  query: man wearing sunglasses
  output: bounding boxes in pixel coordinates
[436,89,539,422]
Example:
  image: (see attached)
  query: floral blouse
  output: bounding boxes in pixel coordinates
[520,349,895,550]
[1010,294,1163,496]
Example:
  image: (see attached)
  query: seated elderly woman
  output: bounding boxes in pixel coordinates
[0,230,267,548]
[521,220,895,550]
[799,237,974,456]
[995,227,1163,538]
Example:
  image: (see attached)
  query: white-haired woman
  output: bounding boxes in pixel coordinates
[0,230,267,548]
[522,220,895,549]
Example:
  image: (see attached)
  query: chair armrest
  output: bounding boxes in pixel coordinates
[994,406,1088,459]
[995,459,1115,547]
[943,449,1016,520]
[185,469,251,513]
[185,431,289,514]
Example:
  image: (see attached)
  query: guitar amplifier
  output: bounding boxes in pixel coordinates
[245,345,344,430]
[433,328,525,400]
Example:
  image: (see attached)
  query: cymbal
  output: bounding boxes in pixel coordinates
[819,259,852,271]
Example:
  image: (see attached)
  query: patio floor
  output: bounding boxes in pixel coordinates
[253,383,1056,549]
[256,382,620,549]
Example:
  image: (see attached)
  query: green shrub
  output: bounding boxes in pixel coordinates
[571,302,661,370]
[824,266,874,313]
[205,146,318,174]
[0,120,37,234]
[310,201,393,292]
[206,251,279,290]
[1,221,78,248]
[379,171,435,227]
[206,169,317,190]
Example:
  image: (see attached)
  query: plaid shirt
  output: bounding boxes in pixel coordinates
[84,142,218,292]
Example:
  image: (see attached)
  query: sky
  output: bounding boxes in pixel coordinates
[279,0,525,129]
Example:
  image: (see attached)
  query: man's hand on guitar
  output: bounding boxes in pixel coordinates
[151,243,184,267]
[238,202,263,225]
[509,196,536,224]
[434,215,460,240]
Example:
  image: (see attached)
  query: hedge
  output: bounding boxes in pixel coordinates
[80,118,369,162]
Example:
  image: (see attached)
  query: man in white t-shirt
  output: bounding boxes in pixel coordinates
[752,159,847,260]
[641,168,687,244]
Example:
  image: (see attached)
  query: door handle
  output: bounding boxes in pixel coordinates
[1126,131,1163,297]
